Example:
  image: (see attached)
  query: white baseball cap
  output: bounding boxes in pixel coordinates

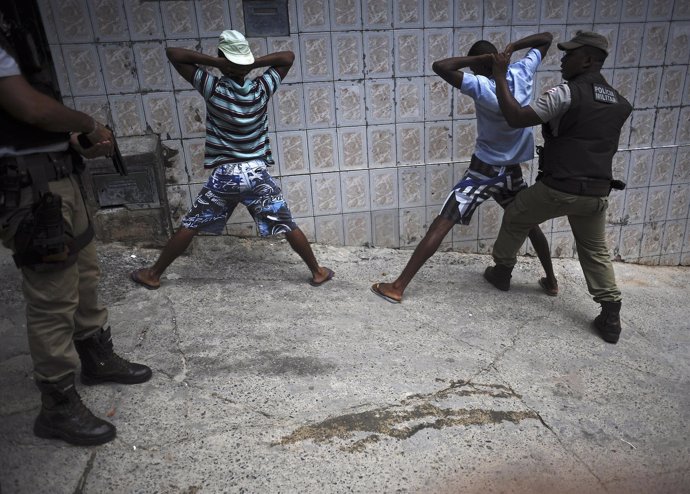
[218,30,254,65]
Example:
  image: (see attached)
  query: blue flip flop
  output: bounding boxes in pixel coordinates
[310,268,334,287]
[370,283,401,304]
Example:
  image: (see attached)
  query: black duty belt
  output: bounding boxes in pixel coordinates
[541,175,611,197]
[0,151,75,187]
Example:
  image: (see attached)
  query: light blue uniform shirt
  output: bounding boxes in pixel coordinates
[459,48,542,166]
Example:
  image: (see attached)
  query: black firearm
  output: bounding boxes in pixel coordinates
[77,125,127,176]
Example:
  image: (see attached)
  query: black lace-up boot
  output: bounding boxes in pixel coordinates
[33,374,116,446]
[483,264,513,291]
[594,301,622,344]
[74,327,152,385]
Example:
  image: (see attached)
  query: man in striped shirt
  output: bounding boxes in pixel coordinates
[131,30,333,289]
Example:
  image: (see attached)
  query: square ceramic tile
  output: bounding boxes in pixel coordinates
[607,191,626,225]
[612,150,630,182]
[335,82,366,126]
[612,68,639,102]
[174,91,206,138]
[340,170,371,212]
[369,169,399,210]
[296,0,330,32]
[399,207,427,247]
[195,0,231,37]
[674,1,690,19]
[133,42,173,92]
[396,124,425,166]
[644,186,671,223]
[181,139,206,183]
[89,0,129,42]
[594,0,621,21]
[665,22,690,65]
[620,223,643,260]
[160,139,188,185]
[424,29,453,75]
[483,0,512,25]
[454,27,483,56]
[300,34,333,82]
[330,0,362,30]
[160,1,198,39]
[37,0,59,44]
[314,215,344,245]
[343,212,372,246]
[425,0,454,27]
[567,0,595,23]
[627,149,653,187]
[605,225,621,258]
[395,78,424,122]
[640,23,670,67]
[62,44,106,96]
[365,79,395,124]
[452,216,478,242]
[332,33,364,80]
[273,84,305,131]
[615,23,644,67]
[453,79,477,119]
[73,96,111,127]
[395,30,424,77]
[425,163,454,206]
[425,76,453,121]
[661,220,686,254]
[363,31,394,78]
[124,0,165,41]
[639,222,664,257]
[398,166,426,207]
[650,147,677,186]
[653,108,680,147]
[307,129,339,173]
[276,131,309,175]
[394,0,423,28]
[659,66,687,107]
[550,231,576,258]
[540,0,568,24]
[482,27,511,52]
[623,187,648,224]
[628,110,655,148]
[304,82,336,128]
[108,94,146,136]
[594,24,619,69]
[668,184,690,219]
[454,0,483,26]
[512,0,540,24]
[166,39,202,90]
[634,67,663,109]
[477,200,503,239]
[229,0,245,33]
[647,0,674,20]
[367,125,397,168]
[371,209,400,248]
[677,107,690,145]
[98,43,140,94]
[281,174,313,216]
[551,214,571,232]
[142,92,181,140]
[293,215,315,241]
[52,0,94,43]
[338,127,368,170]
[620,0,646,21]
[311,172,342,215]
[453,120,476,163]
[49,46,72,98]
[425,122,453,163]
[539,27,566,71]
[166,184,192,226]
[268,36,302,83]
[363,0,393,29]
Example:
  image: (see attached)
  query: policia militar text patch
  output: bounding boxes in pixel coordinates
[593,83,618,104]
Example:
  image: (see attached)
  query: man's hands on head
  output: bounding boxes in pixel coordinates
[492,52,511,79]
[218,57,252,78]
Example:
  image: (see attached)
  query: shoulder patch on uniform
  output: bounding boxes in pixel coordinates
[593,83,618,104]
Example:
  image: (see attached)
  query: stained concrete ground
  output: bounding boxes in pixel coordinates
[0,236,688,494]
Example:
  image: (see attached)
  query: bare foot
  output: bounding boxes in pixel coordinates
[309,267,334,286]
[130,268,161,290]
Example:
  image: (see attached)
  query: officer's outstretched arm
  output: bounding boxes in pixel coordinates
[491,53,544,128]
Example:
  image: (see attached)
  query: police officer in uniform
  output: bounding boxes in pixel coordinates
[0,17,151,445]
[483,31,633,344]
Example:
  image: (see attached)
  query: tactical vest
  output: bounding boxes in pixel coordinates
[0,31,69,152]
[540,72,632,195]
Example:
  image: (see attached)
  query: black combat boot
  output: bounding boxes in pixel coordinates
[594,301,622,344]
[74,327,152,385]
[34,374,116,446]
[483,264,513,291]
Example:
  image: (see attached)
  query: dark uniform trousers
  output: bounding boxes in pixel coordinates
[493,180,621,303]
[0,174,108,382]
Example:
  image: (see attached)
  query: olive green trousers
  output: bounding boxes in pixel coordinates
[492,181,621,303]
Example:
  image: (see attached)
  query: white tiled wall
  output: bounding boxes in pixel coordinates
[41,0,690,265]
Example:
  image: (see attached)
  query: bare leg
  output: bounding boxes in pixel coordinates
[374,216,455,302]
[527,225,558,290]
[131,227,198,288]
[284,228,333,284]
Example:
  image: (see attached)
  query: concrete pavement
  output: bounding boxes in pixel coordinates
[1,237,689,493]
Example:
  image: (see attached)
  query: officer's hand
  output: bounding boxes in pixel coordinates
[84,122,114,154]
[69,131,113,159]
[491,53,510,79]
